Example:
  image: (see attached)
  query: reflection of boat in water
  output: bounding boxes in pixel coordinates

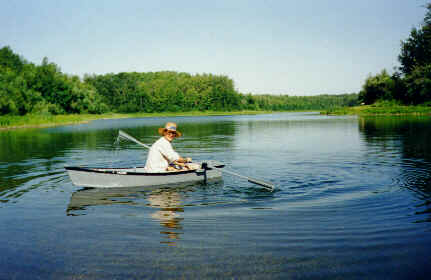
[65,161,224,188]
[67,187,141,213]
[66,184,197,214]
[67,182,222,244]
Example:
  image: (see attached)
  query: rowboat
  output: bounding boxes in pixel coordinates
[65,161,225,188]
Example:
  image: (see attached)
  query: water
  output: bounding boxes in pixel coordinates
[1,112,430,279]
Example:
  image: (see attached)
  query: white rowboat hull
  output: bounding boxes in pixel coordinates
[65,164,223,188]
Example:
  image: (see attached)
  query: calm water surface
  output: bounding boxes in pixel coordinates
[1,112,431,279]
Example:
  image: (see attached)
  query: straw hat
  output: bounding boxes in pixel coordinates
[158,122,182,137]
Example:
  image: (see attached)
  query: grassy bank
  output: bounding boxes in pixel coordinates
[322,101,431,116]
[0,110,273,130]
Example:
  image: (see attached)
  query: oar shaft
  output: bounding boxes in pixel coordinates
[220,168,250,180]
[217,168,275,191]
[118,130,151,149]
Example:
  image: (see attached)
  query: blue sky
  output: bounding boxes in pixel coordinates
[0,0,428,95]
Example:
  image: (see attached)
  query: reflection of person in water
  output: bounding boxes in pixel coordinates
[146,190,184,244]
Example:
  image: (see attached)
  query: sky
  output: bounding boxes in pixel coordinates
[0,0,428,95]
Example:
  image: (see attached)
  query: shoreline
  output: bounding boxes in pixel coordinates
[322,103,431,116]
[0,110,274,131]
[3,106,431,131]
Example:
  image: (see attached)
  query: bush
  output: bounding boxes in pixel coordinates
[358,70,394,104]
[404,64,431,104]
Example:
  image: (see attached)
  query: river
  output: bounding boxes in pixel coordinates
[0,112,430,279]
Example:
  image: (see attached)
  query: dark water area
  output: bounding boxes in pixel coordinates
[0,112,430,279]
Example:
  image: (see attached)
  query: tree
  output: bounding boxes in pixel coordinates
[404,64,431,104]
[399,4,431,75]
[0,46,24,72]
[358,3,431,105]
[358,70,394,104]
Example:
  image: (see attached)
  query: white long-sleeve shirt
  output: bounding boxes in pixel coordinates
[144,137,180,172]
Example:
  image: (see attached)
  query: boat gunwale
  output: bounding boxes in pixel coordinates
[64,164,224,176]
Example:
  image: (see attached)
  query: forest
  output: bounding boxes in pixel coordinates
[0,46,357,117]
[3,4,431,118]
[359,3,431,105]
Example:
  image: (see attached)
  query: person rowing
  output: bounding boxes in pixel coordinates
[144,122,193,172]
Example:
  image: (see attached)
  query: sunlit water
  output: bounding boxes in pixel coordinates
[1,112,431,279]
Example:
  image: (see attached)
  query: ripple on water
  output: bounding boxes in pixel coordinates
[1,113,431,279]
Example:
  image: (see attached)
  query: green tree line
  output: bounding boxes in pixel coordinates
[0,47,108,115]
[239,93,358,111]
[359,3,431,105]
[83,71,242,112]
[85,71,358,113]
[1,45,358,116]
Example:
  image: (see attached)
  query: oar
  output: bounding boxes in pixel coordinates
[118,130,151,149]
[207,164,275,191]
[117,130,275,191]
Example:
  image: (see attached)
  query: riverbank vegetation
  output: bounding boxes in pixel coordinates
[324,4,431,116]
[3,4,431,128]
[323,100,431,116]
[0,45,357,129]
[357,4,431,108]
